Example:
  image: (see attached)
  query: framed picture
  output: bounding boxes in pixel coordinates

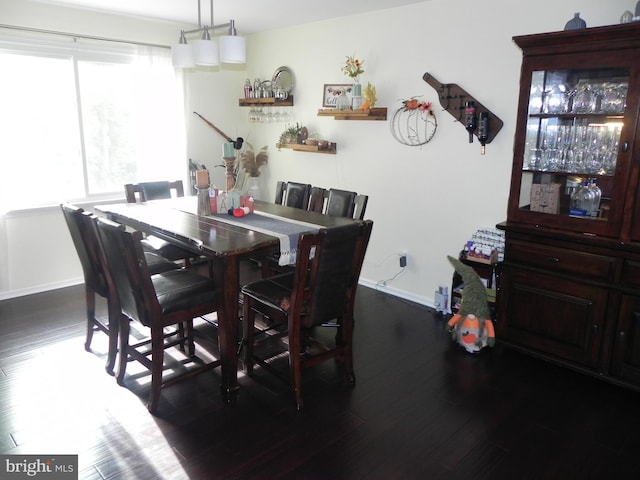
[323,84,353,108]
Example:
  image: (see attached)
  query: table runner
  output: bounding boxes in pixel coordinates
[207,211,322,265]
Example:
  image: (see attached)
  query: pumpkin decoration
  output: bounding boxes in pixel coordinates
[446,255,495,353]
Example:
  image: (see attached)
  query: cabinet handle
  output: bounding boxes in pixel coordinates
[547,257,560,263]
[621,142,630,153]
[593,324,598,334]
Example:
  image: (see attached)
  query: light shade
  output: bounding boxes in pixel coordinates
[220,35,246,64]
[171,30,194,68]
[193,39,219,66]
[193,26,219,67]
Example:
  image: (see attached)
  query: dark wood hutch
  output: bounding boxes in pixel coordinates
[497,22,640,390]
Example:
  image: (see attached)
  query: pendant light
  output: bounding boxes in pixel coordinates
[220,20,246,64]
[171,30,195,68]
[193,26,219,66]
[171,0,245,69]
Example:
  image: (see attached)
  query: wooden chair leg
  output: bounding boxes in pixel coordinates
[105,296,119,376]
[288,318,304,411]
[148,327,164,415]
[116,314,130,386]
[242,299,256,375]
[84,286,96,351]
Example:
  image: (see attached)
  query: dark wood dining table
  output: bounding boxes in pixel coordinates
[96,196,360,403]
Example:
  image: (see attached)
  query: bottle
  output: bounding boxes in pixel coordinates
[244,79,251,99]
[253,77,261,99]
[588,178,601,217]
[570,180,594,217]
[464,101,477,143]
[478,112,489,154]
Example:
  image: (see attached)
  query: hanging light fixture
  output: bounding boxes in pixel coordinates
[172,30,195,68]
[193,26,219,66]
[171,0,245,69]
[220,20,246,64]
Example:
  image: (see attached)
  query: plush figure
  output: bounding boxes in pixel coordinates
[446,255,495,353]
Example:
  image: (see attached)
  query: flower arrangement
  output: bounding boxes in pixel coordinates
[341,54,365,79]
[240,142,269,177]
[402,97,433,114]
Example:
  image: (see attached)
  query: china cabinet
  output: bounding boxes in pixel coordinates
[498,22,640,391]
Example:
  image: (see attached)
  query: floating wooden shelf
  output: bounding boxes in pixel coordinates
[276,142,337,154]
[317,108,387,121]
[239,96,294,107]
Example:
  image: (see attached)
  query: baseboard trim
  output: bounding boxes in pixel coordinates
[0,278,83,301]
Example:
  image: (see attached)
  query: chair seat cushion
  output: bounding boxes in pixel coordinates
[241,273,294,313]
[142,235,195,262]
[144,252,180,275]
[152,270,216,315]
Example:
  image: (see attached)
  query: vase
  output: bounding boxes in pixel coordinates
[351,79,363,109]
[246,176,261,200]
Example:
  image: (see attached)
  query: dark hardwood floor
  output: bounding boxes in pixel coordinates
[2,273,640,479]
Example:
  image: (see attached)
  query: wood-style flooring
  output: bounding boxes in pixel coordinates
[1,275,640,479]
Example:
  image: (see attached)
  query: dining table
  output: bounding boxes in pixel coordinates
[96,196,361,404]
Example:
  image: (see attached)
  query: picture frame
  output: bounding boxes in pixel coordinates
[322,84,353,108]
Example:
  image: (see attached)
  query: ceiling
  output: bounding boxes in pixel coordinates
[29,0,429,35]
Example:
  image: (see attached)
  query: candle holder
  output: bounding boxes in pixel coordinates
[196,185,211,216]
[223,156,237,192]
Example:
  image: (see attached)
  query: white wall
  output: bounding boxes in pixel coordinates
[0,0,629,301]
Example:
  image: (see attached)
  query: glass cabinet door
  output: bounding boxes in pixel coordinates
[512,65,630,236]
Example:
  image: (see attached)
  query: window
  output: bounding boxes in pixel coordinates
[0,35,186,211]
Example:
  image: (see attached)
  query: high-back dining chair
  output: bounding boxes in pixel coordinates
[275,181,312,210]
[241,220,374,410]
[124,180,197,267]
[325,189,369,220]
[124,180,184,203]
[61,204,178,375]
[95,216,221,414]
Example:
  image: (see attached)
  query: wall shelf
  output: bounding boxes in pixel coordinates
[239,96,294,107]
[276,142,337,154]
[317,108,387,121]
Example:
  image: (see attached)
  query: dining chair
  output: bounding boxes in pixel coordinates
[95,216,221,414]
[325,189,369,220]
[61,203,178,375]
[124,180,197,267]
[124,180,184,203]
[241,220,374,410]
[275,181,312,210]
[307,186,327,213]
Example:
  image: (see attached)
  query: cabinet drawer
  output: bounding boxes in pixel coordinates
[622,260,640,289]
[506,240,615,280]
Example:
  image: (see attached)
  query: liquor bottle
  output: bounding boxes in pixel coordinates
[464,101,477,143]
[570,180,594,217]
[478,112,489,154]
[244,78,252,99]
